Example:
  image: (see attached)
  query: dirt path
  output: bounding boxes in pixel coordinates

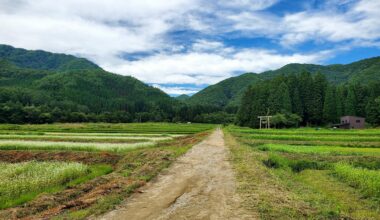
[98,129,254,220]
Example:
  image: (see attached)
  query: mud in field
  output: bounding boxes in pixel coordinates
[99,129,255,220]
[0,151,122,165]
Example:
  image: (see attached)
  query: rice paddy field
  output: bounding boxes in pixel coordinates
[225,126,380,219]
[0,123,214,219]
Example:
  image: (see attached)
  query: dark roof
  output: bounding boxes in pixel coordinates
[340,115,365,119]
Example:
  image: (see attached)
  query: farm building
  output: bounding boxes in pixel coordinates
[337,116,365,129]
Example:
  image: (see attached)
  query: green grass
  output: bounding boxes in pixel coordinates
[0,123,215,134]
[259,144,380,156]
[280,169,380,219]
[333,163,380,200]
[226,126,380,219]
[0,161,88,209]
[232,126,380,136]
[0,140,156,152]
[0,123,212,153]
[0,162,112,210]
[0,135,152,143]
[245,133,380,142]
[0,123,212,219]
[263,152,330,172]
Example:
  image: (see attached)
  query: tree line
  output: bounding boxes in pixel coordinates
[1,71,379,126]
[0,87,234,124]
[236,72,380,128]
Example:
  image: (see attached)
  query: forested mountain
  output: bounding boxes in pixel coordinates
[0,44,176,123]
[188,73,260,112]
[1,44,379,125]
[236,72,380,127]
[0,45,100,71]
[175,94,190,101]
[188,57,380,110]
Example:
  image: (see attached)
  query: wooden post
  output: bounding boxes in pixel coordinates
[258,116,273,129]
[259,117,262,129]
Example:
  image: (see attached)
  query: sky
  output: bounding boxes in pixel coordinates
[1,0,380,96]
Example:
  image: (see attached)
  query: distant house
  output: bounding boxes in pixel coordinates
[337,116,365,129]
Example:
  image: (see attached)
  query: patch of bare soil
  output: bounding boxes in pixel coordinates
[98,129,255,220]
[0,151,122,166]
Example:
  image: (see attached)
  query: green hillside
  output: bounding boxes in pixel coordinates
[188,73,261,110]
[175,94,190,101]
[0,45,99,71]
[188,57,380,109]
[0,45,174,123]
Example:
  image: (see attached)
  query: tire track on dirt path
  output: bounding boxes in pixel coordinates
[97,128,256,220]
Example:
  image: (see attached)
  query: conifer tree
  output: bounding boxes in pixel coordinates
[309,73,327,124]
[277,82,292,113]
[292,88,303,118]
[345,86,356,116]
[323,85,337,123]
[298,72,314,125]
[335,86,345,118]
[365,88,380,125]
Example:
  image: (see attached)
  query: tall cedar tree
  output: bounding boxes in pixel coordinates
[276,82,292,113]
[345,86,357,116]
[335,86,345,118]
[365,88,380,125]
[323,85,337,123]
[298,72,314,125]
[309,73,328,125]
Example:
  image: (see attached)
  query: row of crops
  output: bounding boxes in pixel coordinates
[0,161,89,209]
[0,123,214,217]
[0,123,215,134]
[226,126,380,219]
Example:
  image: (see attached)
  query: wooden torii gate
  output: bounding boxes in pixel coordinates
[258,116,272,129]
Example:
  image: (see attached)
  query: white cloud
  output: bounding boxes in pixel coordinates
[218,0,278,11]
[0,0,199,63]
[225,0,380,46]
[106,47,330,85]
[0,0,379,94]
[227,12,281,36]
[152,84,199,95]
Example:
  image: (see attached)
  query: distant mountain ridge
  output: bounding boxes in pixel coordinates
[0,45,100,71]
[187,56,380,109]
[0,44,174,122]
[175,94,190,101]
[1,44,379,119]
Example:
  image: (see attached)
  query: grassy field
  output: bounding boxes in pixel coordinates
[0,123,214,219]
[226,126,380,219]
[0,161,89,209]
[0,123,214,134]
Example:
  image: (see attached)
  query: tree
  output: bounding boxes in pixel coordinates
[345,86,356,115]
[323,85,337,123]
[309,73,327,125]
[271,113,302,128]
[366,88,380,125]
[298,72,314,125]
[335,86,345,118]
[291,88,303,118]
[236,86,254,126]
[275,82,292,113]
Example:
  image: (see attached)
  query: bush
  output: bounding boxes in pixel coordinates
[263,153,288,169]
[263,153,328,172]
[271,113,302,128]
